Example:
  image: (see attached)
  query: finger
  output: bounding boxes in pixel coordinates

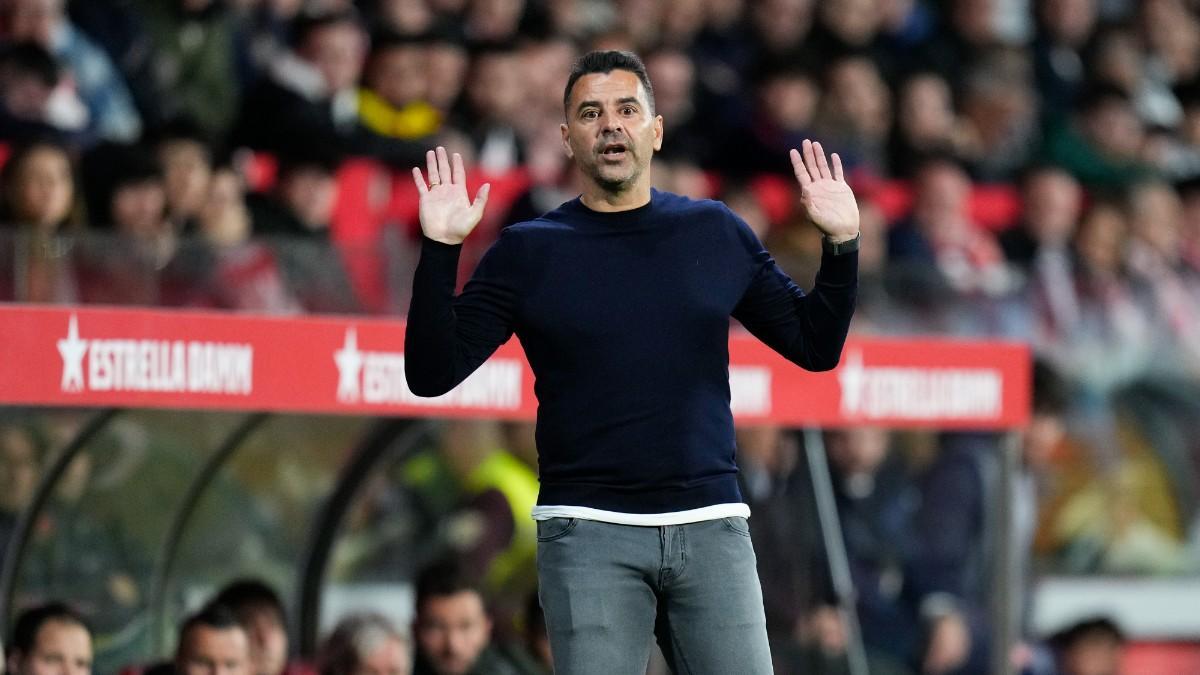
[832,152,844,182]
[425,150,438,186]
[470,183,491,217]
[412,167,428,194]
[814,141,832,180]
[803,139,820,183]
[452,152,466,186]
[790,148,812,187]
[436,146,452,186]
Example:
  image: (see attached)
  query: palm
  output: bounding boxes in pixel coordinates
[790,140,860,241]
[413,147,490,245]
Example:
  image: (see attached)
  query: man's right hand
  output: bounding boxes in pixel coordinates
[412,146,491,245]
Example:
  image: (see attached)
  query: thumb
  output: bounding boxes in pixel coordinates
[470,183,491,219]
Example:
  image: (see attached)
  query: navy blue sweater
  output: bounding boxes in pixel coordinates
[405,189,857,513]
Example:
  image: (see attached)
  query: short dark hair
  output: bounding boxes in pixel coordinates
[1050,616,1124,650]
[563,50,654,115]
[0,41,60,88]
[10,602,89,656]
[178,603,244,654]
[211,579,286,625]
[415,559,483,613]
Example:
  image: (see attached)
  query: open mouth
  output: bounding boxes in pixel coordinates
[600,142,628,160]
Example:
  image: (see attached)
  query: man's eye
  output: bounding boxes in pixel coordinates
[583,110,598,120]
[623,107,636,115]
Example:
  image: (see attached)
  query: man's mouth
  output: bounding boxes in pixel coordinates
[599,142,628,160]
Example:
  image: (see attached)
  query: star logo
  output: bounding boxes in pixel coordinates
[837,349,865,416]
[57,315,88,393]
[334,328,364,403]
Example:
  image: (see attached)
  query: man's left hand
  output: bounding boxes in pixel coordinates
[790,139,860,243]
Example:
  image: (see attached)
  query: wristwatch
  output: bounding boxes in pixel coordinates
[822,232,861,256]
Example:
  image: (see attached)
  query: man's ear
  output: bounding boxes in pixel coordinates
[653,114,664,152]
[561,123,574,159]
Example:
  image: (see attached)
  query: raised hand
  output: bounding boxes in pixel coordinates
[412,146,491,245]
[790,139,860,243]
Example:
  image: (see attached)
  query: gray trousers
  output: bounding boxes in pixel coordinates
[535,517,774,675]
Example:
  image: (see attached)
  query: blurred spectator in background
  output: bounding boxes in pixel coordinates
[235,9,419,167]
[721,62,820,178]
[412,560,519,675]
[165,161,300,312]
[456,43,525,174]
[0,41,87,142]
[0,424,39,563]
[1032,0,1096,121]
[1047,616,1124,675]
[317,613,409,675]
[888,155,1014,299]
[1124,180,1200,372]
[151,118,216,233]
[7,602,92,675]
[888,71,971,179]
[424,33,468,116]
[246,149,359,312]
[163,604,251,675]
[133,0,241,138]
[814,427,922,675]
[211,579,308,675]
[644,48,707,166]
[958,48,1039,181]
[357,32,440,143]
[817,55,891,175]
[0,138,82,302]
[0,0,141,143]
[1042,82,1151,189]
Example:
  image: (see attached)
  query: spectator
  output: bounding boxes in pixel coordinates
[210,580,312,675]
[720,62,820,177]
[0,41,86,142]
[0,138,82,302]
[888,71,972,178]
[170,605,252,675]
[644,48,708,165]
[817,55,892,175]
[463,0,527,43]
[317,613,409,675]
[958,48,1039,180]
[164,163,301,312]
[1041,82,1152,189]
[412,560,519,675]
[245,149,359,312]
[7,602,92,675]
[1,0,141,143]
[887,155,1015,298]
[357,32,440,142]
[423,33,468,115]
[151,118,216,233]
[0,425,39,563]
[1047,616,1124,675]
[1032,0,1097,120]
[133,0,241,137]
[455,43,526,174]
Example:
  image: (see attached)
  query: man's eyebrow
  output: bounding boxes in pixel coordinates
[575,100,600,113]
[617,97,640,106]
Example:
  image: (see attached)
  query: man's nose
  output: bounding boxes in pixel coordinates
[600,110,623,132]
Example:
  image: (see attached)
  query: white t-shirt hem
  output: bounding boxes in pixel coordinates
[531,503,750,526]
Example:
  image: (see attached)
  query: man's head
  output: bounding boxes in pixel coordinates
[1021,165,1082,247]
[176,604,251,675]
[294,10,368,95]
[211,580,289,675]
[317,613,409,675]
[413,561,491,675]
[7,602,92,675]
[1052,616,1124,675]
[560,50,663,195]
[2,0,65,49]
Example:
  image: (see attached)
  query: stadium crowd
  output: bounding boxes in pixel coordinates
[2,0,1200,674]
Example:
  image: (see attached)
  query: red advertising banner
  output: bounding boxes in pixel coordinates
[0,305,1030,429]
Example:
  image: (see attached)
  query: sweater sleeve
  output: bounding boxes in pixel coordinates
[731,218,858,372]
[404,232,520,396]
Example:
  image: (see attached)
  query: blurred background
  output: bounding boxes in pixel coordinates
[1,0,1199,673]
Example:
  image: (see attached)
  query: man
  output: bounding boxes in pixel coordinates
[7,602,92,675]
[174,605,252,675]
[404,50,860,674]
[210,580,305,675]
[412,561,519,675]
[317,613,409,675]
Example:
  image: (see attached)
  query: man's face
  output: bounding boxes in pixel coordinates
[177,626,251,675]
[12,619,92,675]
[415,592,491,675]
[240,609,288,675]
[301,22,366,94]
[561,70,663,194]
